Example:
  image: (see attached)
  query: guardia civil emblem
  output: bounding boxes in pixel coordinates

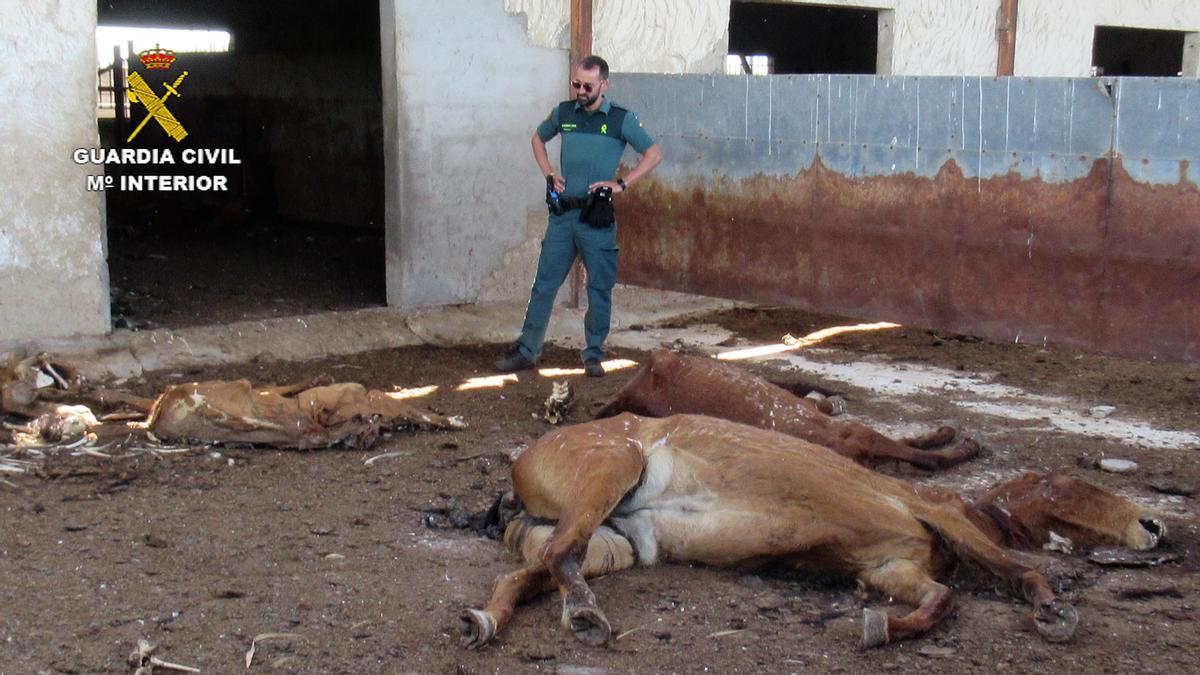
[126,44,188,142]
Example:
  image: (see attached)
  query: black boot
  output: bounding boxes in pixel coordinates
[495,349,535,373]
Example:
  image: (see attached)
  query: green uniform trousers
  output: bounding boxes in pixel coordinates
[515,210,618,363]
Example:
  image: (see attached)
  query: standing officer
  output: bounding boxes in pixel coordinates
[495,55,662,378]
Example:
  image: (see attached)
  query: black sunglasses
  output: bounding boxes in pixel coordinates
[571,80,598,93]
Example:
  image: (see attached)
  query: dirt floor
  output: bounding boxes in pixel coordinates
[2,307,1199,673]
[106,220,386,329]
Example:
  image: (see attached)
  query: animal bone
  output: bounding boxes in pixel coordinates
[542,380,573,425]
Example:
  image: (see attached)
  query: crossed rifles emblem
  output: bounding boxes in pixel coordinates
[126,70,189,143]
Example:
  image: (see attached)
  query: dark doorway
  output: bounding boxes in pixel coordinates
[1092,26,1186,76]
[96,1,385,330]
[728,1,878,75]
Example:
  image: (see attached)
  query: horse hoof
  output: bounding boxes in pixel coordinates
[568,606,612,646]
[459,608,496,649]
[944,435,983,466]
[933,425,958,445]
[827,395,848,416]
[1034,600,1078,643]
[1134,517,1167,550]
[861,608,889,649]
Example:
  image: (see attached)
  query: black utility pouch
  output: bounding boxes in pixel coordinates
[546,176,566,216]
[580,186,615,228]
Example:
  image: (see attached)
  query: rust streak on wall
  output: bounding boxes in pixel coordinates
[616,156,1200,362]
[1103,159,1200,361]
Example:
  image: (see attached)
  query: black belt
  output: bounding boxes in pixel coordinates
[558,196,588,210]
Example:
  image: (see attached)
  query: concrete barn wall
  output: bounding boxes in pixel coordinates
[611,73,1200,362]
[0,1,110,342]
[380,0,566,308]
[507,0,1200,77]
[1018,0,1200,77]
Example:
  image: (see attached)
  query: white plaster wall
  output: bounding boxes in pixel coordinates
[382,0,566,308]
[505,0,1200,77]
[0,1,109,342]
[728,0,1000,76]
[506,0,730,73]
[505,0,996,75]
[888,1,996,76]
[592,0,731,74]
[1018,0,1200,77]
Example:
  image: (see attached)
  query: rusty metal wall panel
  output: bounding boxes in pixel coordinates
[1104,79,1200,361]
[611,73,1200,362]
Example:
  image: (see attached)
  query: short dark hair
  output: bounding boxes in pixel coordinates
[579,55,609,80]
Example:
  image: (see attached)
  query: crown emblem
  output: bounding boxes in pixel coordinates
[138,44,176,70]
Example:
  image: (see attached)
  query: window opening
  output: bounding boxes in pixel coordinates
[728,1,878,75]
[1092,26,1186,77]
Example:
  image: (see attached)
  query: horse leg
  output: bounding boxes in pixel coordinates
[860,559,955,648]
[799,392,846,416]
[900,426,957,449]
[512,440,644,646]
[910,503,1078,643]
[835,423,980,471]
[460,564,556,649]
[257,375,334,397]
[460,520,637,649]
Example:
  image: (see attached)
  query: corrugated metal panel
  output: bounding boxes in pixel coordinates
[611,73,1200,362]
[1103,78,1200,360]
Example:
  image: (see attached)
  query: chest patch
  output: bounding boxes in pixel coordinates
[557,101,627,140]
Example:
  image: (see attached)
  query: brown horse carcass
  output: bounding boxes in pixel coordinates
[460,413,1166,650]
[596,350,980,471]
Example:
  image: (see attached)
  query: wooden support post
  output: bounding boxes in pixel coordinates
[568,0,593,309]
[996,0,1018,76]
[570,0,593,65]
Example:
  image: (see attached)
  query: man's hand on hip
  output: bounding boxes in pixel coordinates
[588,180,624,194]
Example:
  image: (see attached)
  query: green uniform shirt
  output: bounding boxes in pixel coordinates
[536,97,655,199]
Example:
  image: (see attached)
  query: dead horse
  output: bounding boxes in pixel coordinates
[459,414,1160,650]
[595,350,981,471]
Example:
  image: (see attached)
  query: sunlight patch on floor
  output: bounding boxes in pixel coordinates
[387,385,439,400]
[456,374,519,391]
[537,359,639,377]
[716,322,901,360]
